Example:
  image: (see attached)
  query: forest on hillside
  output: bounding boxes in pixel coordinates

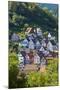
[8,1,58,40]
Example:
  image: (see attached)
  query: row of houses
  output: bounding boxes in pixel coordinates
[9,27,58,70]
[9,28,58,54]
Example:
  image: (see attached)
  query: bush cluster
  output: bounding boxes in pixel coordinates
[9,53,58,88]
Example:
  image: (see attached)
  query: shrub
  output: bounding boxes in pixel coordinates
[9,52,19,88]
[9,52,58,88]
[9,52,27,88]
[27,58,58,87]
[27,71,41,87]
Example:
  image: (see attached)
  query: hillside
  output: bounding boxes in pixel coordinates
[8,1,58,40]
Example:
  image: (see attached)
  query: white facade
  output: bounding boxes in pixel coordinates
[47,41,53,52]
[18,53,24,63]
[37,28,42,36]
[29,40,35,49]
[34,54,40,64]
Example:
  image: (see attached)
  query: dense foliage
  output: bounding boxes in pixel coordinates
[8,1,58,39]
[9,52,58,88]
[9,52,19,88]
[9,52,28,88]
[27,58,58,87]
